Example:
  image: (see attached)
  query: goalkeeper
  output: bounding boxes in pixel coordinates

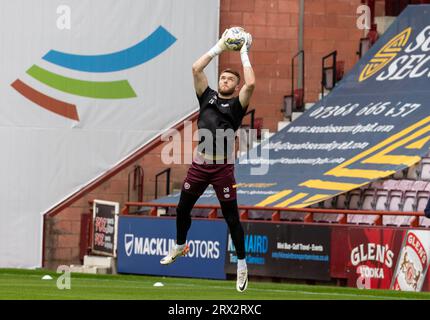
[160,27,256,293]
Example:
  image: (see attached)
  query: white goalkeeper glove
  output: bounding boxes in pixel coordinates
[208,29,229,58]
[240,33,252,67]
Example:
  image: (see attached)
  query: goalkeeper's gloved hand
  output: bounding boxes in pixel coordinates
[240,33,252,55]
[208,29,229,57]
[217,28,229,51]
[240,33,252,67]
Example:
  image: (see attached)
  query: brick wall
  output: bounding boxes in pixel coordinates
[303,0,363,101]
[220,0,300,132]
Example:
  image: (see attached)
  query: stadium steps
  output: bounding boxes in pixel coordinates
[69,255,117,275]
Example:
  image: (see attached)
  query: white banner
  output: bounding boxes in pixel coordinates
[0,0,219,267]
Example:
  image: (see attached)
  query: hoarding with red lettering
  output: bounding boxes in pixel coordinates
[391,230,430,291]
[331,226,430,291]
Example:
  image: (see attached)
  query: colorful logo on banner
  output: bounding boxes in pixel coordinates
[351,242,395,286]
[331,227,430,291]
[124,234,134,257]
[391,230,430,292]
[359,27,412,82]
[331,227,405,289]
[11,26,176,121]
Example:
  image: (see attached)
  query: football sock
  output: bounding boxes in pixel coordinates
[220,199,246,259]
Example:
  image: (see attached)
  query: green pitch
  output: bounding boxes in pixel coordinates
[0,268,429,300]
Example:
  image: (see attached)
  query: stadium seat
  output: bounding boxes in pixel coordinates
[310,195,343,223]
[393,168,406,179]
[369,180,384,189]
[248,210,271,220]
[348,213,378,225]
[382,179,400,190]
[309,202,320,208]
[387,189,404,211]
[397,179,415,191]
[383,189,404,226]
[346,184,382,225]
[375,189,389,211]
[320,197,335,209]
[346,189,366,224]
[360,189,376,211]
[280,211,307,222]
[313,212,342,223]
[392,180,426,226]
[346,189,362,210]
[403,190,417,212]
[399,190,419,226]
[406,163,420,180]
[419,158,430,180]
[416,191,430,212]
[416,191,430,228]
[412,180,429,191]
[334,193,347,209]
[191,208,212,218]
[164,207,176,216]
[399,181,430,221]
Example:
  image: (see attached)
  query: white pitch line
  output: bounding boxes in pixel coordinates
[164,282,411,300]
[0,274,419,300]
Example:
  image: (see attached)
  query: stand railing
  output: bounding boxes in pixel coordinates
[321,51,337,97]
[282,50,305,118]
[121,201,425,228]
[154,168,171,199]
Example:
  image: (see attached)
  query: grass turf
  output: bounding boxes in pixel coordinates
[0,268,429,300]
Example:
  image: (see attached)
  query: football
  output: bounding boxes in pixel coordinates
[223,27,246,51]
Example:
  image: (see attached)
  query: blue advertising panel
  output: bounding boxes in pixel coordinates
[117,216,227,279]
[154,6,430,209]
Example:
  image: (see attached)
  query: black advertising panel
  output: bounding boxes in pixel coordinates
[225,222,331,280]
[92,200,119,257]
